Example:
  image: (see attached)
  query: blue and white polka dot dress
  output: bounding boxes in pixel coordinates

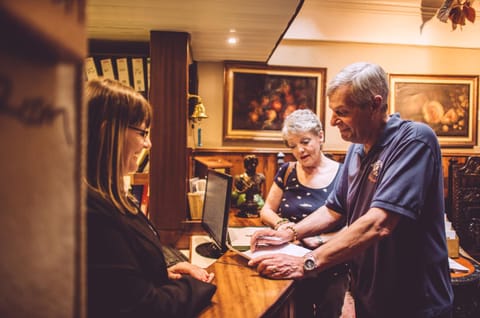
[274,162,341,223]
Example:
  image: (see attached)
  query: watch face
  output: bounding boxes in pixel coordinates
[304,257,316,271]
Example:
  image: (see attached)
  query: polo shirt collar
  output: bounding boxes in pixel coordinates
[351,112,403,158]
[377,113,402,147]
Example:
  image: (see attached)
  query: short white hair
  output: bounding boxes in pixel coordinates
[281,109,322,141]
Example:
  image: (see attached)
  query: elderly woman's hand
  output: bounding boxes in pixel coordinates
[250,228,293,251]
[247,253,304,279]
[168,262,215,283]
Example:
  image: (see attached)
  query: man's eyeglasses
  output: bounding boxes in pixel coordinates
[128,125,150,139]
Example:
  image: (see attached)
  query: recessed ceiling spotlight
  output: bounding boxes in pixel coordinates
[227,37,238,45]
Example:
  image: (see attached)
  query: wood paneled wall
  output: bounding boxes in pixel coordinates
[189,148,345,203]
[190,148,480,215]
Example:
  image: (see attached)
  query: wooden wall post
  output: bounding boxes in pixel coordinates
[149,31,189,243]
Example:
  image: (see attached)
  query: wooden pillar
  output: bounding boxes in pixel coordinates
[149,31,189,243]
[0,2,86,317]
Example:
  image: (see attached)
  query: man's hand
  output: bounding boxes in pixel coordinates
[247,253,304,279]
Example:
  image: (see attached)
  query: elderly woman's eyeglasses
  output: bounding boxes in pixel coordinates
[128,125,150,139]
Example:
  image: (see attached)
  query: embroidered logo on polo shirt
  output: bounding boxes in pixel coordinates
[368,160,383,183]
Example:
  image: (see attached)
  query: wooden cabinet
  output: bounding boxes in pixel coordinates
[193,156,233,179]
[448,157,480,261]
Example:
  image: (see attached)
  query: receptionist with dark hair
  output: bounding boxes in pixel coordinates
[85,78,216,318]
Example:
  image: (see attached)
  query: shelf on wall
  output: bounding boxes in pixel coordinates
[129,173,149,185]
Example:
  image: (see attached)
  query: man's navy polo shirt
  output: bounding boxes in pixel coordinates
[326,113,453,318]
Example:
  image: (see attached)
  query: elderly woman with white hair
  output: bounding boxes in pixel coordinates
[259,109,349,318]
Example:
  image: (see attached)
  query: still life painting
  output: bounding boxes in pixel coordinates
[223,62,326,142]
[389,74,478,147]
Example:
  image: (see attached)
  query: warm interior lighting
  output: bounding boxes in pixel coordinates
[188,94,208,123]
[228,29,238,45]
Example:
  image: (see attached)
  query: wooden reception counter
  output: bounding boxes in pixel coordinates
[197,251,295,317]
[196,210,295,318]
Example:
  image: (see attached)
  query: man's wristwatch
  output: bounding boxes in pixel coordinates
[303,253,317,272]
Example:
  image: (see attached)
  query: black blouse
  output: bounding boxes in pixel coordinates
[87,189,216,318]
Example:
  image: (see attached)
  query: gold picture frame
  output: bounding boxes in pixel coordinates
[223,62,326,142]
[389,74,478,147]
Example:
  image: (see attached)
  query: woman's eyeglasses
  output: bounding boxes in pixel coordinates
[128,125,150,139]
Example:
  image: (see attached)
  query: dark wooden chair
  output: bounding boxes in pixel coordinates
[448,156,480,262]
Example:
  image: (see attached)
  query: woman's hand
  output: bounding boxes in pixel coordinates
[167,262,215,283]
[247,253,304,280]
[275,221,295,231]
[250,228,293,252]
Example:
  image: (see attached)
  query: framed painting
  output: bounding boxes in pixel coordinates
[389,74,478,147]
[223,62,326,141]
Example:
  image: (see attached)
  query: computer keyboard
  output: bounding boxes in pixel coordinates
[161,244,189,267]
